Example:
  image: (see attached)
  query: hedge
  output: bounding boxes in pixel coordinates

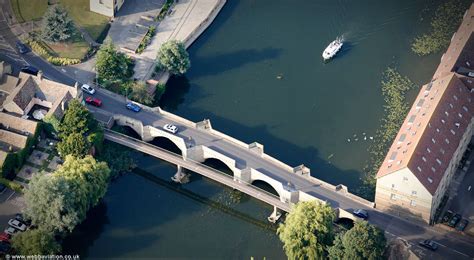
[0,178,24,193]
[25,38,81,66]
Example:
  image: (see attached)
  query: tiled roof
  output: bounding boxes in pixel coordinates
[377,4,474,195]
[10,76,36,110]
[0,112,38,135]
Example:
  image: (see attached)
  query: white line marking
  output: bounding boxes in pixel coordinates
[6,191,16,201]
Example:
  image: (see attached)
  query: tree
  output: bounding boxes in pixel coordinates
[11,229,61,255]
[96,41,133,82]
[328,221,387,260]
[156,40,190,75]
[24,174,81,233]
[57,132,90,158]
[128,81,154,105]
[41,5,75,43]
[58,99,96,138]
[277,201,336,260]
[56,155,110,209]
[43,114,61,136]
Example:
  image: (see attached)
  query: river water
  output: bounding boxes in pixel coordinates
[64,0,443,258]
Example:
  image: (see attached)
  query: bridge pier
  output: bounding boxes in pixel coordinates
[267,206,282,223]
[171,165,190,184]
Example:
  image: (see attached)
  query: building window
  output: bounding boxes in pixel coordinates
[410,200,416,207]
[436,158,442,165]
[428,177,433,183]
[426,147,431,153]
[417,166,422,172]
[445,138,449,144]
[412,190,417,195]
[451,129,455,135]
[458,113,463,118]
[431,167,436,172]
[463,106,468,112]
[422,156,427,162]
[441,119,446,124]
[445,111,449,116]
[432,138,436,144]
[436,128,440,133]
[390,194,397,200]
[391,184,395,189]
[403,177,408,181]
[449,103,454,109]
[454,95,458,101]
[440,148,445,154]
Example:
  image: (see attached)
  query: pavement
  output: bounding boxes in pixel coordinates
[2,3,474,259]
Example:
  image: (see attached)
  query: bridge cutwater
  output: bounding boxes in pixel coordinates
[93,100,374,222]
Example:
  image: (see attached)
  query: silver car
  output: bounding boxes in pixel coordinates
[8,219,26,231]
[81,84,96,95]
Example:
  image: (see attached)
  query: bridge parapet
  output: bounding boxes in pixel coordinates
[113,115,145,138]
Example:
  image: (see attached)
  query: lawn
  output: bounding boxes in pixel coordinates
[46,34,90,60]
[10,0,48,23]
[58,0,110,41]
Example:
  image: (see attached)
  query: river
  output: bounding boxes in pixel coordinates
[64,0,443,258]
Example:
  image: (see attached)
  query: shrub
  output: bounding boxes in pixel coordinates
[0,177,24,192]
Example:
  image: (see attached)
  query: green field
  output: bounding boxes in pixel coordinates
[47,34,90,60]
[10,0,48,23]
[59,0,110,41]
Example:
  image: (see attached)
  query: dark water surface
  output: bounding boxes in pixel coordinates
[64,0,444,258]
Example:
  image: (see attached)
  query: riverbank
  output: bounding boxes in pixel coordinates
[134,0,227,82]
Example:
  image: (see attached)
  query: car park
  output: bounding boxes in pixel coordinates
[126,102,141,112]
[448,213,461,228]
[456,219,469,231]
[81,84,96,95]
[3,227,16,236]
[419,240,438,251]
[85,96,102,107]
[8,219,27,231]
[163,124,178,134]
[16,41,29,54]
[20,65,39,76]
[352,209,368,219]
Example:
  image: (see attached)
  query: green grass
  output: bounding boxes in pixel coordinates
[10,0,48,23]
[46,34,90,59]
[59,0,110,41]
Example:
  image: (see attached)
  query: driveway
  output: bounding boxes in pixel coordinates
[0,188,25,231]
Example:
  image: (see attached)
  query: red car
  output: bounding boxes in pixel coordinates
[85,97,102,107]
[0,232,10,242]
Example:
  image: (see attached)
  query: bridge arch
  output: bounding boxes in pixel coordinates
[202,158,234,176]
[150,136,183,156]
[147,126,187,158]
[250,179,281,197]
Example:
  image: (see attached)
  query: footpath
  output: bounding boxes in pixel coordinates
[133,0,226,82]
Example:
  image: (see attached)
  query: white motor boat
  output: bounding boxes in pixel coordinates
[322,37,343,60]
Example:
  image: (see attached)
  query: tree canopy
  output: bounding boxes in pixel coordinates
[58,99,96,138]
[57,132,90,158]
[11,229,61,255]
[328,221,387,260]
[127,81,154,105]
[96,41,133,82]
[156,40,190,75]
[277,201,335,260]
[41,5,75,43]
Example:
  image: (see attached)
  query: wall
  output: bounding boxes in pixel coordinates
[375,167,433,222]
[90,0,114,17]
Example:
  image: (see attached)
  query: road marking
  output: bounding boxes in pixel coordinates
[6,191,16,201]
[436,242,471,258]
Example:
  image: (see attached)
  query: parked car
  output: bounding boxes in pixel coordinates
[456,219,469,231]
[85,96,102,107]
[419,240,438,251]
[0,241,11,253]
[352,209,368,220]
[0,232,10,242]
[448,214,462,228]
[16,41,29,54]
[442,210,453,223]
[20,65,39,76]
[81,84,96,95]
[15,213,31,226]
[163,123,178,134]
[8,219,27,231]
[3,227,16,236]
[0,184,6,194]
[126,102,141,112]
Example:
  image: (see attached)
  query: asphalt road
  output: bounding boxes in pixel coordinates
[1,17,474,259]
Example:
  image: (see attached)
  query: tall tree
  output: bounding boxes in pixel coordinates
[328,221,387,260]
[156,40,190,75]
[11,229,61,255]
[58,99,96,138]
[24,174,81,233]
[41,5,75,43]
[57,132,90,159]
[277,201,336,260]
[96,41,133,82]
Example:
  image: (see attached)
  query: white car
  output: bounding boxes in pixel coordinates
[81,84,96,95]
[8,219,27,231]
[4,227,17,235]
[163,124,178,134]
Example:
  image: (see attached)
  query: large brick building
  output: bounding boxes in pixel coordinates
[375,4,474,224]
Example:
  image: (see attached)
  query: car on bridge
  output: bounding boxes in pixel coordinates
[419,240,438,251]
[85,97,102,107]
[163,124,178,134]
[352,209,368,219]
[126,102,141,112]
[81,84,96,95]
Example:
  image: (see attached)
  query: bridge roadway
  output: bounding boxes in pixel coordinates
[104,129,291,212]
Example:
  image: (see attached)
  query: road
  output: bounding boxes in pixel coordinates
[1,15,474,259]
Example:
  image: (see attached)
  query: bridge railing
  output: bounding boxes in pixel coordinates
[104,129,293,210]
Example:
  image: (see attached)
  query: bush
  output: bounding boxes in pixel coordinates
[25,38,81,66]
[156,0,174,21]
[136,26,156,54]
[0,177,24,192]
[47,56,81,66]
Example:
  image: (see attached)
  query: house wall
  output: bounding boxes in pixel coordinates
[375,167,433,223]
[90,0,115,17]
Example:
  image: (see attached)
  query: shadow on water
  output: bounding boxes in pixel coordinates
[158,75,192,111]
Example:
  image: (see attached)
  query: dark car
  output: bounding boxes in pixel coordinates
[352,209,368,220]
[85,97,102,107]
[0,184,6,193]
[126,102,141,112]
[0,241,10,253]
[16,41,29,54]
[419,240,438,251]
[15,213,31,226]
[442,210,453,223]
[456,219,469,231]
[20,65,39,76]
[448,214,462,227]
